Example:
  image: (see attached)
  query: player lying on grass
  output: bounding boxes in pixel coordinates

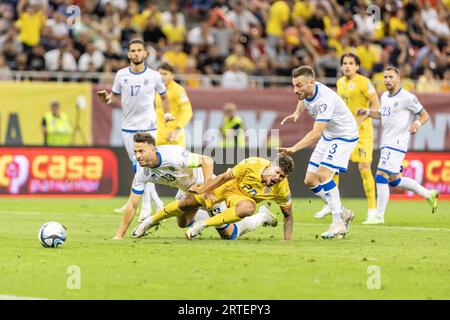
[356,66,439,224]
[132,155,295,241]
[113,132,278,240]
[278,66,356,239]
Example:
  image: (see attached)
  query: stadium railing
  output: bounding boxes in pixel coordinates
[1,71,339,87]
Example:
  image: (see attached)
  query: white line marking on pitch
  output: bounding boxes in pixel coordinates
[296,222,450,233]
[0,210,118,218]
[0,294,47,300]
[2,210,450,232]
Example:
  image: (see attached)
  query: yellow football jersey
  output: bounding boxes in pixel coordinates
[227,157,292,210]
[337,74,376,117]
[155,80,193,147]
[338,74,376,163]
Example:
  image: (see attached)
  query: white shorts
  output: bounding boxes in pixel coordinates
[307,137,358,174]
[377,146,406,175]
[122,129,157,161]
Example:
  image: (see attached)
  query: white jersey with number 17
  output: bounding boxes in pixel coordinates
[112,66,166,132]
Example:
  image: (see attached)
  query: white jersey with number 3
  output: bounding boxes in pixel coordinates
[112,66,166,131]
[132,145,202,194]
[303,82,358,141]
[380,88,424,152]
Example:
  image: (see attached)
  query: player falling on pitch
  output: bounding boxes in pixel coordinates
[313,53,380,223]
[113,132,279,240]
[278,66,356,239]
[356,66,439,224]
[97,39,174,222]
[132,154,295,241]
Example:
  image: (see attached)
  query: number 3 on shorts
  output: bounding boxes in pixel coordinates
[329,144,338,155]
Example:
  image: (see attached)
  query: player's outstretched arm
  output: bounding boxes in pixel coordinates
[189,170,234,195]
[281,206,293,241]
[280,100,305,125]
[113,193,141,240]
[278,121,326,154]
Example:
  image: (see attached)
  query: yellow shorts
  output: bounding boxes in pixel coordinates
[194,182,256,209]
[350,124,373,163]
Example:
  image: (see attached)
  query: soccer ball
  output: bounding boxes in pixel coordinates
[38,222,67,248]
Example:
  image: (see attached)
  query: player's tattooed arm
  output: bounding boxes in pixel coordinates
[281,206,293,241]
[113,193,141,240]
[281,100,305,125]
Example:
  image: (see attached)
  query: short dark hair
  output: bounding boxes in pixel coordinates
[274,154,295,176]
[133,132,155,145]
[158,62,175,73]
[128,39,146,49]
[385,65,400,74]
[340,53,361,66]
[291,66,315,79]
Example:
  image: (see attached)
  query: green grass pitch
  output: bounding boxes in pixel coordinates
[0,197,449,300]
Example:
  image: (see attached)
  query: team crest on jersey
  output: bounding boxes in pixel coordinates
[264,187,272,194]
[123,79,128,84]
[394,102,399,107]
[318,104,327,113]
[348,83,355,90]
[144,79,149,86]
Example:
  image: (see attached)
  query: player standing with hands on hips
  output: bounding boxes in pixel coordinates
[97,39,175,222]
[356,66,439,224]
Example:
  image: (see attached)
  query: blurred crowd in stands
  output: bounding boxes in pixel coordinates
[0,0,449,91]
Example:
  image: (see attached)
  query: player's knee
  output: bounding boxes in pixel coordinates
[358,162,371,171]
[177,218,194,228]
[178,196,200,211]
[236,201,256,218]
[304,175,317,187]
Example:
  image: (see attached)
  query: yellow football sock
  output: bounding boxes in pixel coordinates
[205,207,241,227]
[333,174,339,186]
[152,200,184,224]
[361,168,376,210]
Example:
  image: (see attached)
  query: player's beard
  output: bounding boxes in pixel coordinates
[131,58,145,66]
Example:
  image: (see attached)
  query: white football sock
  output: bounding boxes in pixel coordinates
[148,182,164,209]
[396,177,431,199]
[140,183,152,215]
[322,180,343,223]
[194,209,210,222]
[309,184,327,202]
[234,211,267,237]
[376,182,390,218]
